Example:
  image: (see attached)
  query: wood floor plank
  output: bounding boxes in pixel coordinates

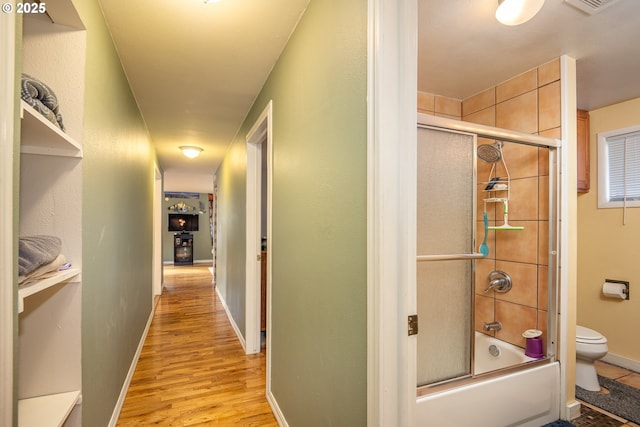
[116,265,277,426]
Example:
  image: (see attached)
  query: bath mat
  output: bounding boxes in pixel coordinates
[541,421,576,427]
[576,375,640,424]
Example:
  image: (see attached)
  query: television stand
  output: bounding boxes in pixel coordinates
[174,232,194,265]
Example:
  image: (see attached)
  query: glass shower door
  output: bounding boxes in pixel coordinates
[416,126,476,387]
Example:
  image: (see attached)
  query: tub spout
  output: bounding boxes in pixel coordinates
[483,321,502,332]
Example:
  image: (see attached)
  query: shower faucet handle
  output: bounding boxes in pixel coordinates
[484,271,512,293]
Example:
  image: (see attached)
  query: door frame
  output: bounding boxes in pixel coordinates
[367,0,417,425]
[0,5,16,426]
[245,101,273,356]
[152,164,163,299]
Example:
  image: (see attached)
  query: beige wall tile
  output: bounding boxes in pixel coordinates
[537,309,549,353]
[539,127,561,139]
[538,220,549,266]
[496,91,538,134]
[502,142,539,179]
[418,91,435,114]
[435,112,462,120]
[435,95,462,118]
[495,221,538,264]
[496,69,537,103]
[538,265,548,311]
[538,58,560,87]
[495,260,538,308]
[495,300,538,347]
[475,294,496,334]
[539,175,549,220]
[509,177,539,221]
[464,107,495,127]
[539,81,561,132]
[538,147,550,176]
[463,88,495,117]
[418,58,561,348]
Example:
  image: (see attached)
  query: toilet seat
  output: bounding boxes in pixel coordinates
[576,325,607,344]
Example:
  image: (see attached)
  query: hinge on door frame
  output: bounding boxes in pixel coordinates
[408,314,418,336]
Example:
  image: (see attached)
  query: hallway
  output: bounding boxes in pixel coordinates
[116,265,277,426]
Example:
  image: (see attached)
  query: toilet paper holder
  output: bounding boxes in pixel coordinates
[604,279,629,300]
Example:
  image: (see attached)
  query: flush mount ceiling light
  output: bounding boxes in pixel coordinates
[180,146,203,159]
[496,0,545,25]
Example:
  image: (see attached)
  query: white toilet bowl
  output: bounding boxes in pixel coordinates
[575,325,608,391]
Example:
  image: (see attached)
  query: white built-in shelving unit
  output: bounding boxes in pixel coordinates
[17,4,86,427]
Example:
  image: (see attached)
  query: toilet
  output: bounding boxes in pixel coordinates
[575,325,608,391]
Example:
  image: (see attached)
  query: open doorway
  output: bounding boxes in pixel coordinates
[245,101,272,355]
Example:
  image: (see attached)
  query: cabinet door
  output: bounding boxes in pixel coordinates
[577,109,590,192]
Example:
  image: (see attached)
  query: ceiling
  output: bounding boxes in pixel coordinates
[419,0,640,111]
[98,0,311,186]
[100,0,640,189]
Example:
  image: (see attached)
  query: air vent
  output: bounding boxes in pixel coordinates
[564,0,621,15]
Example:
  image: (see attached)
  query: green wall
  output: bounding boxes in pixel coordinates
[216,141,249,335]
[162,193,213,263]
[73,1,155,425]
[215,0,368,425]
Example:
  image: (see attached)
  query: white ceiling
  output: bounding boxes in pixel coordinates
[419,0,640,111]
[99,0,310,183]
[99,0,640,187]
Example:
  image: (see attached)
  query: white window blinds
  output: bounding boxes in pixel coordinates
[606,131,640,202]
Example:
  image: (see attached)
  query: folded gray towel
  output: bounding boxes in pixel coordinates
[18,235,62,276]
[18,253,67,286]
[20,73,65,131]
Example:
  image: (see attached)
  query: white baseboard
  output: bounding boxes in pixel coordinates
[163,259,213,265]
[267,389,288,427]
[603,352,640,373]
[215,286,246,353]
[108,299,158,427]
[566,400,581,420]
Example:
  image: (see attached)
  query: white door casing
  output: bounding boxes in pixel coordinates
[245,101,273,356]
[366,0,418,426]
[153,165,162,298]
[0,3,16,426]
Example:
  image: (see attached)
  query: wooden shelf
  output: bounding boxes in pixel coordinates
[18,268,81,313]
[20,101,82,158]
[18,390,80,427]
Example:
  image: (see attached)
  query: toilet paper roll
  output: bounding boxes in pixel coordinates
[602,281,627,300]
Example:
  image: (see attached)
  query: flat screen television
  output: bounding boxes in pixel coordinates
[168,213,199,232]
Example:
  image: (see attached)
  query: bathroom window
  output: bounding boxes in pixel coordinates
[597,125,640,208]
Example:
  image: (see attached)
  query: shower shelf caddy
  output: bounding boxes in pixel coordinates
[479,142,523,231]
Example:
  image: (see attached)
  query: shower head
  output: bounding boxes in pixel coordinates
[477,142,503,163]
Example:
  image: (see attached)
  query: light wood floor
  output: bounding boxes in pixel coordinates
[116,264,277,426]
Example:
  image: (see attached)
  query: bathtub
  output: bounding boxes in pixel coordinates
[475,331,538,374]
[416,332,560,426]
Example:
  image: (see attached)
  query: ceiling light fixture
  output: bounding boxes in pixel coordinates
[496,0,545,26]
[180,146,203,159]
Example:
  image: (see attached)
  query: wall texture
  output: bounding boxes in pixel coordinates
[215,0,368,425]
[73,0,156,425]
[578,97,640,362]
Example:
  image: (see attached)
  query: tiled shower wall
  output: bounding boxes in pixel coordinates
[418,58,561,350]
